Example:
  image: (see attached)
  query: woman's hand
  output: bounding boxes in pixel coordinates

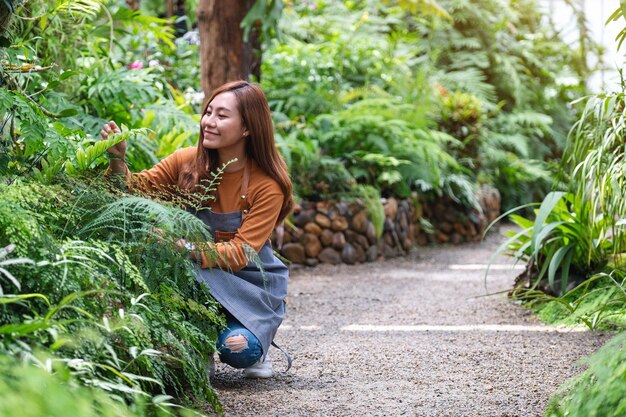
[175,238,200,262]
[100,121,127,160]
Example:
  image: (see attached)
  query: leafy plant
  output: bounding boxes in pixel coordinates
[544,330,626,417]
[0,178,224,413]
[495,191,611,297]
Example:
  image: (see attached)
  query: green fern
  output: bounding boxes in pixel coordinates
[54,0,103,19]
[78,196,212,245]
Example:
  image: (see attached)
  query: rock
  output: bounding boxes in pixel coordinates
[384,232,394,246]
[341,243,357,265]
[466,223,478,237]
[416,233,428,246]
[332,232,346,250]
[351,210,369,234]
[450,233,463,245]
[293,209,316,228]
[281,243,306,264]
[318,247,342,264]
[366,245,378,262]
[292,227,304,241]
[315,201,331,214]
[414,200,424,220]
[320,229,334,247]
[436,232,450,243]
[398,227,407,242]
[305,258,319,267]
[315,213,331,228]
[348,200,366,214]
[453,222,466,235]
[304,222,322,235]
[383,218,395,233]
[344,229,357,243]
[366,221,377,244]
[354,244,366,263]
[335,202,349,216]
[303,233,322,258]
[383,243,397,258]
[433,203,446,221]
[439,222,453,233]
[384,197,398,219]
[331,216,349,231]
[355,234,370,250]
[443,203,459,223]
[399,210,409,230]
[327,207,338,220]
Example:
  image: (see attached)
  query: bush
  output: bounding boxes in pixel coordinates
[544,331,626,417]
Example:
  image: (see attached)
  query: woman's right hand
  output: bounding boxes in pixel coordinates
[100,121,127,160]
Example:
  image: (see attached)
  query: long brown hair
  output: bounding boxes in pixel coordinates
[181,80,294,223]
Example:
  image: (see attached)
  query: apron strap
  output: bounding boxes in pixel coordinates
[271,341,293,372]
[239,160,251,221]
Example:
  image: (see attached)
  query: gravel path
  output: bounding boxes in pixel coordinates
[209,227,608,417]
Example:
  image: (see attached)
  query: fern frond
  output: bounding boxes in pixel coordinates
[54,0,104,19]
[78,197,212,245]
[436,68,498,103]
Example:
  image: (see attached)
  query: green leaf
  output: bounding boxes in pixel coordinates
[531,192,566,252]
[59,70,79,80]
[0,88,15,113]
[39,14,47,31]
[0,293,50,306]
[57,108,79,118]
[548,244,573,292]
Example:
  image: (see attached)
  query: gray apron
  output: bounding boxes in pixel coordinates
[193,163,288,358]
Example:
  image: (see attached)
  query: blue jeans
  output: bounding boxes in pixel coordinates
[217,315,263,368]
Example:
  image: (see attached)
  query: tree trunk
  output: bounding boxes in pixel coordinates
[196,0,260,97]
[166,0,174,18]
[126,0,140,10]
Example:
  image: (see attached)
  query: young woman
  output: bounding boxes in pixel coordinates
[101,80,294,378]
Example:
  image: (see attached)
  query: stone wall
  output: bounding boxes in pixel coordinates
[273,185,501,266]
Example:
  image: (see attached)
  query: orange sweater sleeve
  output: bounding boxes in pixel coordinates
[105,147,196,197]
[199,178,283,272]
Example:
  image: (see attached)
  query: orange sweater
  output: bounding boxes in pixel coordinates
[111,147,284,272]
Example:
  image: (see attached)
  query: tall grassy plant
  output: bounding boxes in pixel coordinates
[561,92,626,258]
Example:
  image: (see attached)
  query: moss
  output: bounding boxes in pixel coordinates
[530,276,626,330]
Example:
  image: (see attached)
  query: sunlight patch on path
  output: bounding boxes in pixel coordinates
[278,323,587,333]
[448,264,526,270]
[341,324,587,333]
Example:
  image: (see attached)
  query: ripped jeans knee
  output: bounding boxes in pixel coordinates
[217,317,263,369]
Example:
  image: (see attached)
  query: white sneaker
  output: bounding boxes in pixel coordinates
[242,354,273,379]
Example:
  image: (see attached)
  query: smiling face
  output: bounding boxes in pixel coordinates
[200,92,249,161]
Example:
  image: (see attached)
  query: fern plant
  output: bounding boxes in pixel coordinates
[0,177,224,413]
[544,330,626,417]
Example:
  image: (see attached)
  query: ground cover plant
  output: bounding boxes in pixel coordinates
[543,330,626,417]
